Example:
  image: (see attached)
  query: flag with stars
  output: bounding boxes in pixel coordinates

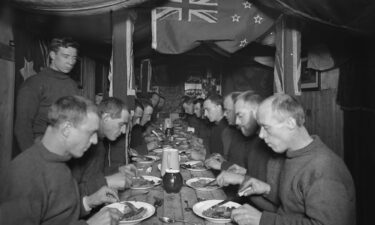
[152,0,276,54]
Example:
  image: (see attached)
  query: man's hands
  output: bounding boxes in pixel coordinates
[86,186,119,208]
[105,172,132,190]
[238,177,271,196]
[190,150,205,161]
[147,141,159,151]
[87,207,123,225]
[231,204,262,225]
[227,164,247,175]
[216,171,245,187]
[119,164,137,177]
[204,153,225,170]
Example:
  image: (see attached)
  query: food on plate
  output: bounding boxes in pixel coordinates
[121,202,147,221]
[190,179,218,188]
[182,161,205,169]
[131,176,155,188]
[202,205,236,219]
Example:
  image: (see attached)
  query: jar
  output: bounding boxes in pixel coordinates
[163,169,183,193]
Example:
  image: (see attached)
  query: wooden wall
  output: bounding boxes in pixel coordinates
[298,89,344,158]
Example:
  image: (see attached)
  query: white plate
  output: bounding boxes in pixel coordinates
[186,177,220,191]
[131,176,162,190]
[193,200,241,223]
[106,201,155,225]
[182,161,207,172]
[145,155,160,161]
[152,148,163,154]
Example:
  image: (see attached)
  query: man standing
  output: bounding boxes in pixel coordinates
[231,93,356,225]
[1,96,123,225]
[69,97,137,195]
[15,37,80,151]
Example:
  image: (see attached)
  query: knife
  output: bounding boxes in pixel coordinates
[210,199,231,209]
[202,179,217,187]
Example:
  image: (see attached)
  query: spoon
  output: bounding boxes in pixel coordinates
[159,216,199,225]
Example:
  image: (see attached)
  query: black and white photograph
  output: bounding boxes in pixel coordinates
[0,0,374,225]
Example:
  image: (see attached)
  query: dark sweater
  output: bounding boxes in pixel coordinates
[130,124,148,155]
[0,141,87,225]
[260,136,356,225]
[207,118,228,157]
[69,139,108,196]
[14,68,79,151]
[221,127,248,170]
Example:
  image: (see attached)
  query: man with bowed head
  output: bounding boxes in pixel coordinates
[0,96,123,225]
[69,97,137,196]
[231,93,356,225]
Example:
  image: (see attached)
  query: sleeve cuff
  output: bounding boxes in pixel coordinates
[82,196,92,212]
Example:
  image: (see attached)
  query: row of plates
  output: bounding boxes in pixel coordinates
[106,199,241,224]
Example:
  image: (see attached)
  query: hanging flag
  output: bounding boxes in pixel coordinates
[152,0,276,54]
[273,16,301,96]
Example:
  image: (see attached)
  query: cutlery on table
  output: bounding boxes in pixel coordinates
[202,179,217,187]
[159,216,200,225]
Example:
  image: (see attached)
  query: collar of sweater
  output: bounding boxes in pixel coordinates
[286,135,321,159]
[36,140,72,162]
[43,67,72,80]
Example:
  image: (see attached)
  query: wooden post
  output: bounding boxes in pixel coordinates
[81,56,96,101]
[274,16,301,96]
[0,43,14,170]
[112,10,136,164]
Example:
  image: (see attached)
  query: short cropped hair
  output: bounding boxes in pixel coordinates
[134,98,144,111]
[235,91,262,107]
[181,96,194,105]
[48,95,97,128]
[193,98,204,107]
[98,97,128,119]
[205,94,223,108]
[225,91,243,102]
[270,93,305,127]
[49,37,79,53]
[139,98,153,109]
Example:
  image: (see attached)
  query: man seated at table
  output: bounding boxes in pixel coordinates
[215,91,283,211]
[69,97,137,196]
[182,96,201,130]
[230,93,356,225]
[203,94,229,157]
[192,98,211,141]
[205,91,247,170]
[0,95,123,225]
[130,99,159,155]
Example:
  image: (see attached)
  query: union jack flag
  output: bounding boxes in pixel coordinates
[155,0,218,23]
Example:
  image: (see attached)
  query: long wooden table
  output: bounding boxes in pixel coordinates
[119,162,234,225]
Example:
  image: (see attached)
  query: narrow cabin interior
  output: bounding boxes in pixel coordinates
[0,0,374,224]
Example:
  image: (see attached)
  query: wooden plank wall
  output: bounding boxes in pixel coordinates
[298,89,344,158]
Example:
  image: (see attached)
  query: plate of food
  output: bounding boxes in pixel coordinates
[186,177,220,191]
[131,176,162,190]
[193,200,240,223]
[181,161,207,171]
[132,155,158,166]
[106,201,155,225]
